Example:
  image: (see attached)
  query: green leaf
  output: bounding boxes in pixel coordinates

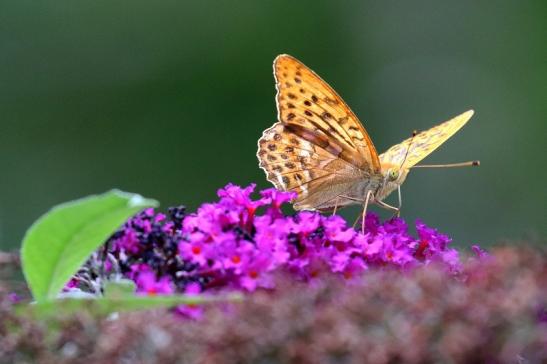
[21,190,158,301]
[18,292,243,318]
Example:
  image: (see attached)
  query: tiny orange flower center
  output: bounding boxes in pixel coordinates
[231,255,241,264]
[249,270,258,279]
[191,246,201,255]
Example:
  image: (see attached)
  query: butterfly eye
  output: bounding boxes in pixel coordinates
[388,169,399,181]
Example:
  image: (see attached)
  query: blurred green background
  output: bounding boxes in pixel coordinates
[1,1,545,250]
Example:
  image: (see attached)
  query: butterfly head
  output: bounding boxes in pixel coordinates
[382,164,408,184]
[387,168,399,182]
[376,164,409,201]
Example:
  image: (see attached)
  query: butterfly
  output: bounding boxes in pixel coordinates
[257,54,478,228]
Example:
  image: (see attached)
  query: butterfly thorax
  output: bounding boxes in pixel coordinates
[345,173,384,203]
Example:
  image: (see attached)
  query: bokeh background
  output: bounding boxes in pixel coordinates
[1,1,545,250]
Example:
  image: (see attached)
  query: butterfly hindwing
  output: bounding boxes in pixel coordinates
[257,122,363,210]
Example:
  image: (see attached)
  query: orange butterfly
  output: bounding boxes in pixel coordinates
[257,54,478,230]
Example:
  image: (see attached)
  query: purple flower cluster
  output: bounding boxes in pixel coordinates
[95,183,470,299]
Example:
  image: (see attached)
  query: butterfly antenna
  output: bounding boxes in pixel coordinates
[398,130,419,170]
[413,160,480,168]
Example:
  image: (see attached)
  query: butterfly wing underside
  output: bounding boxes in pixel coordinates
[379,110,474,170]
[258,122,365,210]
[257,54,382,210]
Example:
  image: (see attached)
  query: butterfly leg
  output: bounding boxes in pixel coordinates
[360,190,374,234]
[395,186,402,217]
[332,197,339,216]
[375,199,400,217]
[352,213,361,229]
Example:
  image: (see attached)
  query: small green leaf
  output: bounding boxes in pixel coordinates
[21,190,158,301]
[18,293,243,318]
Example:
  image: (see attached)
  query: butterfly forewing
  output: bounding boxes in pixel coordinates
[273,54,381,174]
[379,110,474,170]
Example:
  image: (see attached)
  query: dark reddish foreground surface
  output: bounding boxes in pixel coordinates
[1,246,546,364]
